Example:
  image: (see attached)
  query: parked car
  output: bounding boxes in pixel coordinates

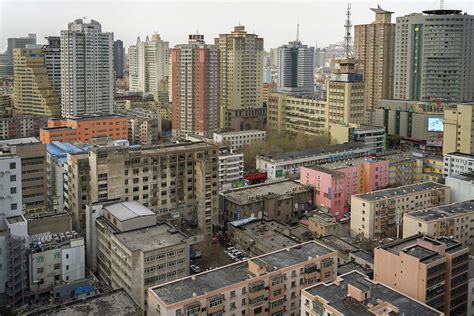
[339,217,350,224]
[190,265,201,273]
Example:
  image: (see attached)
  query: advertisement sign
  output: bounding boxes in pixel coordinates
[428,117,443,132]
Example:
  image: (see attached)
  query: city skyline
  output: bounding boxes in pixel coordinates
[1,0,473,51]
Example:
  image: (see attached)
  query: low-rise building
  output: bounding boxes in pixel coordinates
[227,218,298,256]
[301,270,443,316]
[39,114,128,144]
[0,115,48,140]
[351,182,450,239]
[219,179,313,227]
[218,147,244,191]
[147,241,338,316]
[404,200,474,247]
[307,212,338,237]
[27,212,72,235]
[213,130,266,151]
[256,142,372,180]
[446,172,474,203]
[349,249,374,270]
[28,232,85,295]
[318,235,359,265]
[374,235,469,315]
[444,152,474,177]
[301,157,389,218]
[388,152,418,186]
[91,201,189,309]
[330,123,386,154]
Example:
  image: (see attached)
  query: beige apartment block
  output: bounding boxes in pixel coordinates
[374,235,469,315]
[66,141,219,235]
[350,182,450,239]
[94,201,189,310]
[301,270,443,316]
[307,212,339,238]
[13,48,60,116]
[404,200,474,248]
[354,6,395,123]
[147,241,338,316]
[215,26,264,130]
[443,103,474,155]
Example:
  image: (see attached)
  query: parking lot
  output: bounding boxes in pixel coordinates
[190,239,233,273]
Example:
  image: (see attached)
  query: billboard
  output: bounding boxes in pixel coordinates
[428,117,443,132]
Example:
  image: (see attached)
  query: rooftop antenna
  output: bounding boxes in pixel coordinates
[440,0,444,9]
[344,3,352,59]
[296,23,300,43]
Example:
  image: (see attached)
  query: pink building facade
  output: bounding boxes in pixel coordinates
[300,159,389,218]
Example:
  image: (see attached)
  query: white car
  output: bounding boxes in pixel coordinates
[339,217,350,224]
[190,265,201,273]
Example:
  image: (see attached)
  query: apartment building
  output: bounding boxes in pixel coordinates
[67,141,219,235]
[218,147,244,191]
[213,130,266,151]
[446,172,474,203]
[404,200,474,247]
[443,103,474,155]
[28,232,85,294]
[0,94,13,116]
[0,115,48,140]
[374,235,469,315]
[42,36,61,100]
[147,241,338,316]
[301,270,443,316]
[0,137,48,214]
[118,108,161,146]
[330,123,386,154]
[91,201,189,309]
[39,115,128,144]
[389,153,418,186]
[301,158,389,219]
[267,93,327,137]
[219,179,313,227]
[350,182,450,239]
[307,212,338,237]
[256,142,372,180]
[444,152,474,177]
[5,33,36,75]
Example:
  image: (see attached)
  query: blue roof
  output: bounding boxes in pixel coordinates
[74,284,96,295]
[47,141,91,161]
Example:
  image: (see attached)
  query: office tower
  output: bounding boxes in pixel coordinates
[113,40,124,79]
[354,6,395,120]
[13,48,61,116]
[60,19,114,117]
[215,26,265,130]
[375,235,469,315]
[171,34,220,139]
[128,34,169,97]
[326,58,365,127]
[42,36,61,100]
[394,9,474,102]
[277,26,315,96]
[443,103,474,155]
[5,33,36,75]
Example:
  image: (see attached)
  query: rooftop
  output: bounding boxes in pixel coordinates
[34,289,141,315]
[151,241,335,305]
[47,141,91,161]
[350,249,374,264]
[214,129,266,136]
[309,212,337,226]
[406,200,474,222]
[304,271,441,315]
[354,181,447,201]
[114,222,187,252]
[104,201,155,222]
[258,142,368,162]
[306,156,384,173]
[223,179,310,205]
[318,235,358,255]
[448,171,474,182]
[0,137,39,146]
[337,262,372,276]
[445,152,474,159]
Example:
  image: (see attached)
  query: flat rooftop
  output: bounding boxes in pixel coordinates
[406,200,474,222]
[96,140,215,156]
[354,181,447,202]
[105,201,155,222]
[305,271,441,315]
[151,241,335,305]
[337,262,372,276]
[215,129,266,136]
[258,142,368,162]
[307,156,384,173]
[0,137,39,146]
[310,212,337,226]
[223,179,309,205]
[318,235,358,255]
[445,152,474,159]
[114,222,187,252]
[350,250,374,264]
[36,289,141,315]
[448,171,474,181]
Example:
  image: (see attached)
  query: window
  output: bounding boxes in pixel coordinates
[10,175,16,182]
[37,267,44,274]
[11,203,17,210]
[10,187,16,194]
[10,162,16,169]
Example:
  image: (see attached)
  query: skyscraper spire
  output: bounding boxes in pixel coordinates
[296,23,300,42]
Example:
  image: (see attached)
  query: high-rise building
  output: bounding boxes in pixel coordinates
[354,6,395,121]
[113,40,124,79]
[443,103,474,155]
[13,48,61,116]
[171,34,220,139]
[393,9,474,102]
[215,26,265,130]
[374,235,469,315]
[60,19,114,117]
[326,58,365,127]
[42,36,61,100]
[277,28,315,96]
[128,34,169,97]
[5,33,36,75]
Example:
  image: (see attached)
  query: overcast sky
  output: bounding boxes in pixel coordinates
[0,0,472,51]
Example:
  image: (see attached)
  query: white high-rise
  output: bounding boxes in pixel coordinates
[394,9,474,102]
[128,34,169,97]
[277,28,315,96]
[60,19,114,117]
